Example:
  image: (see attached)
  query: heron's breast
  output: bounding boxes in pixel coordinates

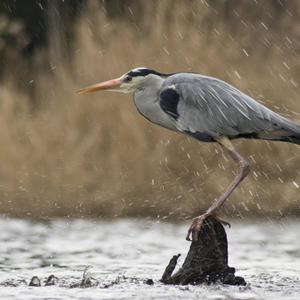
[133,92,177,131]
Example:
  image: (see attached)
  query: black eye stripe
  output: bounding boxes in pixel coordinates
[127,69,172,78]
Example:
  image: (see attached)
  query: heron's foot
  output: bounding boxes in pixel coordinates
[186,213,209,241]
[186,213,231,241]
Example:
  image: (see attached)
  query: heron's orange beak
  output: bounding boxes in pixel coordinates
[76,78,122,94]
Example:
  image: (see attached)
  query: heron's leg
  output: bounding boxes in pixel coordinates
[206,137,251,214]
[186,137,250,241]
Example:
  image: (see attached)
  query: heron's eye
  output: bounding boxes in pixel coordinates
[124,76,132,83]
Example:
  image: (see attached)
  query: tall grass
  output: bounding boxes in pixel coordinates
[0,1,299,219]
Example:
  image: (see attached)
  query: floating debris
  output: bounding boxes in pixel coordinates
[144,279,154,285]
[45,275,58,286]
[29,276,41,287]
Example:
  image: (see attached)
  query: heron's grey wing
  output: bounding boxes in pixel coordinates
[159,74,300,141]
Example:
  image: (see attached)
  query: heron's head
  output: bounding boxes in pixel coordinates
[77,67,170,94]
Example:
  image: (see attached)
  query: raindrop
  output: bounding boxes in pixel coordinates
[282,61,290,70]
[292,181,299,189]
[37,2,44,10]
[234,71,241,80]
[279,73,287,82]
[242,49,249,57]
[128,7,133,15]
[290,79,297,88]
[275,163,283,172]
[163,47,170,55]
[261,22,269,30]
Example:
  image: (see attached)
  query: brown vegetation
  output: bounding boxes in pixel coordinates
[0,1,299,219]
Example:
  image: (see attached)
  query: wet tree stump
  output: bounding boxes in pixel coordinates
[161,217,246,286]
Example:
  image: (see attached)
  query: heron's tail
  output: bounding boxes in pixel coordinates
[258,115,300,145]
[275,118,300,145]
[280,135,300,145]
[257,132,300,145]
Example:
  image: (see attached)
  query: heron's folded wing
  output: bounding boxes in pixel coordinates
[160,74,298,139]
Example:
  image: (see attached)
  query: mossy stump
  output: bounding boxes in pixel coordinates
[161,217,246,286]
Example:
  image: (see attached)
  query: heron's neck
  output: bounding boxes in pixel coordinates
[133,79,176,130]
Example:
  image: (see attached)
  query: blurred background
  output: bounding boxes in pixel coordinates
[0,0,299,220]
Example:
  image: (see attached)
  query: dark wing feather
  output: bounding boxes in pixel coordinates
[159,74,300,141]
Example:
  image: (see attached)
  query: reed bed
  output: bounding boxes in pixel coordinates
[0,1,299,219]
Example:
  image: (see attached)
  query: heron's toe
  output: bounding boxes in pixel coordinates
[211,214,231,228]
[186,214,209,241]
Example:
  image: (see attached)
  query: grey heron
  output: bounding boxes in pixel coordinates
[77,67,300,241]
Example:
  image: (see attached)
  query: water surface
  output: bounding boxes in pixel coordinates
[0,218,299,299]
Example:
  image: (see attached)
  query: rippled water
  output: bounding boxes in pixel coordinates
[0,217,299,299]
